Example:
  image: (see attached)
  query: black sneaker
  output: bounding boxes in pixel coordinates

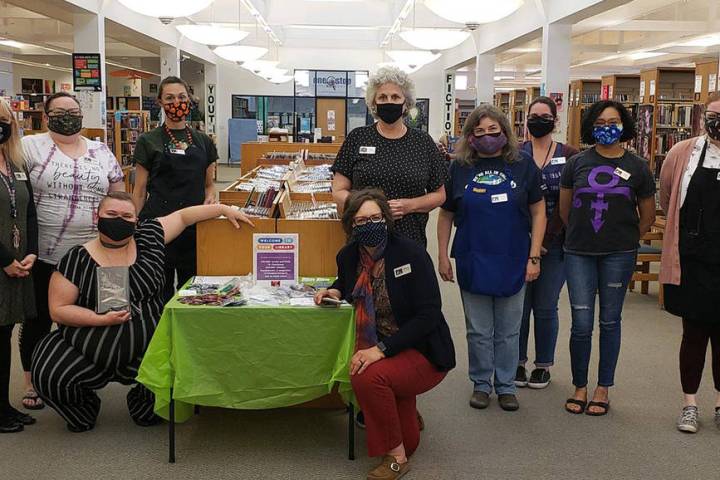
[355,410,366,429]
[514,366,528,387]
[528,368,551,389]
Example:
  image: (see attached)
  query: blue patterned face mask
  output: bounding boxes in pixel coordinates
[592,124,623,145]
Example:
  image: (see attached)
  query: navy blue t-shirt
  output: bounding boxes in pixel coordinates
[442,151,545,226]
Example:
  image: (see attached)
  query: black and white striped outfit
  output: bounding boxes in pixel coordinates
[31,219,166,430]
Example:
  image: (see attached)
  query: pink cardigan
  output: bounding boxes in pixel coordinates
[659,137,699,285]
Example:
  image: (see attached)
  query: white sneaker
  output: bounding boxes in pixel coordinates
[677,406,699,433]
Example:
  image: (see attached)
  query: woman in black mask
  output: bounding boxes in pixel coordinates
[661,92,720,434]
[515,97,579,390]
[133,76,218,303]
[30,192,253,432]
[315,189,454,480]
[332,66,447,248]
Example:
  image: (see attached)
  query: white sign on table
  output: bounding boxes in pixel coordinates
[253,234,299,287]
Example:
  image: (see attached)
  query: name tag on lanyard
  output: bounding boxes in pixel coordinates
[169,148,187,155]
[491,193,509,203]
[550,157,566,166]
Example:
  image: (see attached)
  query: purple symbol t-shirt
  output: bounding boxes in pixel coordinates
[560,148,656,255]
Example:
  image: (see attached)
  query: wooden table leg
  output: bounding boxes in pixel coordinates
[348,404,355,461]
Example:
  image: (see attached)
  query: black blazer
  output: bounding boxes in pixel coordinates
[330,233,456,372]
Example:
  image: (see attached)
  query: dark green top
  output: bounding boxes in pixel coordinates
[134,126,218,171]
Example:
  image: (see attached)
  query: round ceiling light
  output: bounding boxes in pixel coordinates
[399,29,470,50]
[213,45,268,63]
[118,0,215,23]
[268,74,294,84]
[176,24,248,46]
[424,0,523,25]
[386,50,441,68]
[241,60,280,74]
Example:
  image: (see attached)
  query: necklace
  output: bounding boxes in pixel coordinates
[377,121,406,139]
[164,124,193,151]
[94,238,133,267]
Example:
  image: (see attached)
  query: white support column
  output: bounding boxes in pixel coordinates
[475,53,495,106]
[541,22,572,143]
[160,46,181,79]
[73,13,106,131]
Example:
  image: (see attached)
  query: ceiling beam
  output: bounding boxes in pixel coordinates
[600,20,719,32]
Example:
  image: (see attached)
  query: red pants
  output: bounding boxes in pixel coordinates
[351,349,447,458]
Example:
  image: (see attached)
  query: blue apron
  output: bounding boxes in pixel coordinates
[451,167,529,297]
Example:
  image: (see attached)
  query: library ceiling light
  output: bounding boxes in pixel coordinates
[214,45,268,63]
[399,29,470,50]
[0,39,25,49]
[376,62,421,74]
[386,50,441,68]
[678,34,720,47]
[424,0,523,25]
[176,24,248,46]
[241,60,280,74]
[628,51,664,60]
[118,0,215,24]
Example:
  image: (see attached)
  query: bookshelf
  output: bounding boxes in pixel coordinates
[639,67,695,178]
[454,99,476,136]
[509,89,528,140]
[567,79,601,148]
[601,74,641,151]
[106,110,149,167]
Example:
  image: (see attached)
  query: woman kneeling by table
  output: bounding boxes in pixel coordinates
[31,192,253,432]
[315,188,455,480]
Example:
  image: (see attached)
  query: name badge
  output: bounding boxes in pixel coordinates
[717,172,720,181]
[14,172,27,181]
[359,146,376,155]
[393,264,412,278]
[169,148,186,155]
[491,193,509,203]
[614,167,631,180]
[550,157,566,166]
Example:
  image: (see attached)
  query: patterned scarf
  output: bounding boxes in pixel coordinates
[351,240,387,351]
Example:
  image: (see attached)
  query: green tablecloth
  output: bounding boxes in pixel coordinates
[137,297,356,423]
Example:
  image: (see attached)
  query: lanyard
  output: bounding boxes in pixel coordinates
[0,158,17,219]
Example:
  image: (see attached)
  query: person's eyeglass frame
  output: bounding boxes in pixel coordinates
[352,214,385,227]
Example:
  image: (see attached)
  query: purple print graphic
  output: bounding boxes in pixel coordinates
[573,166,631,233]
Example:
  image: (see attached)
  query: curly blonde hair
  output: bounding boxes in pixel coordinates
[365,66,416,119]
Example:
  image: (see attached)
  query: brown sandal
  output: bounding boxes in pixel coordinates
[367,456,410,480]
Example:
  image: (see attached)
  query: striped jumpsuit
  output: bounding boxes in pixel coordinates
[32,220,166,430]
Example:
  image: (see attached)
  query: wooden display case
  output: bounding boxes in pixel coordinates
[240,142,342,174]
[567,79,601,149]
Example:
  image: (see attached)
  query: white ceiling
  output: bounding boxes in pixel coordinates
[2,0,720,86]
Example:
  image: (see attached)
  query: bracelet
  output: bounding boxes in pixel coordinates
[529,256,541,265]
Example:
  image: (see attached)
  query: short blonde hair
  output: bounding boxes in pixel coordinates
[455,104,519,166]
[0,99,24,170]
[365,66,416,119]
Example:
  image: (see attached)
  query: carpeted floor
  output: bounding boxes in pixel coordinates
[2,164,717,479]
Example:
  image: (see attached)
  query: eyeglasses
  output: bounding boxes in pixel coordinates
[528,114,554,121]
[353,214,385,226]
[704,111,720,121]
[48,108,82,117]
[162,94,189,103]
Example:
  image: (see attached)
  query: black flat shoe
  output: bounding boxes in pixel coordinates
[67,423,94,433]
[0,414,23,433]
[5,406,36,426]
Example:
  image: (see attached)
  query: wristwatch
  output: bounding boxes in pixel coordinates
[377,341,387,354]
[529,256,541,265]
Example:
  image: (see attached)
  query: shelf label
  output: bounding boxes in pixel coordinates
[640,81,646,100]
[695,75,703,93]
[710,74,717,93]
[649,80,656,96]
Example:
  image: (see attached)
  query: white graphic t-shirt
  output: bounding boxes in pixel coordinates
[23,133,124,264]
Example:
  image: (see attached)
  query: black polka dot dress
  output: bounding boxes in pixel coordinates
[332,124,448,247]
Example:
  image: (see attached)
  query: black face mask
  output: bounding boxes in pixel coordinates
[98,216,136,243]
[0,121,11,145]
[526,116,555,138]
[705,118,720,141]
[48,113,83,136]
[376,103,404,124]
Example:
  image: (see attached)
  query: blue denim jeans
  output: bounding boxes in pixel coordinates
[565,251,637,388]
[461,285,526,395]
[519,246,566,368]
